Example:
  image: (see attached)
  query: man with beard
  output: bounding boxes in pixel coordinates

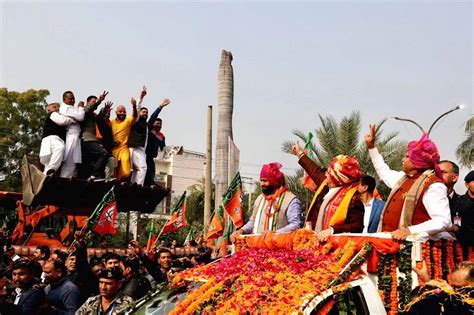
[10,258,46,314]
[59,91,85,178]
[110,93,139,181]
[290,143,365,241]
[76,267,133,315]
[231,162,303,237]
[144,98,171,186]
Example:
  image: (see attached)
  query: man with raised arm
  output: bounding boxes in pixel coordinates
[59,91,85,178]
[144,98,171,187]
[81,91,111,180]
[291,143,365,241]
[109,89,141,181]
[364,124,452,241]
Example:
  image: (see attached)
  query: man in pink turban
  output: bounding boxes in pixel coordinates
[231,162,302,238]
[365,125,452,241]
[291,143,365,242]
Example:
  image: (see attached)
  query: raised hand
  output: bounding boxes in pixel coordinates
[160,98,171,108]
[140,85,147,99]
[131,97,137,107]
[364,124,376,149]
[99,90,109,102]
[291,142,303,157]
[104,101,113,113]
[128,240,144,256]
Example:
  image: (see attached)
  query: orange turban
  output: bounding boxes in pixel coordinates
[327,155,363,186]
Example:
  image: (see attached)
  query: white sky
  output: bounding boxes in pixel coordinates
[1,0,472,193]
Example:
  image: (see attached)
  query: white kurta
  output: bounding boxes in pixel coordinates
[59,103,85,177]
[369,148,452,240]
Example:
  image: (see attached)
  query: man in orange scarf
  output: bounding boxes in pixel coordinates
[292,143,365,242]
[231,163,302,238]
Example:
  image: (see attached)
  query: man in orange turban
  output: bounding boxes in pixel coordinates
[365,125,452,241]
[292,143,365,242]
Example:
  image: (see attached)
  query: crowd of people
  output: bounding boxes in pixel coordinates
[0,235,211,314]
[39,86,170,186]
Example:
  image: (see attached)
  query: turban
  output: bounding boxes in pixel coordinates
[260,162,285,187]
[407,134,442,178]
[327,155,363,186]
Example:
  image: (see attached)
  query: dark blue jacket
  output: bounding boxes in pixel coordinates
[145,106,165,157]
[367,198,385,233]
[45,277,81,315]
[17,286,47,314]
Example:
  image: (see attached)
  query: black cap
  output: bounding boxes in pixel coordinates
[465,170,474,183]
[99,267,123,281]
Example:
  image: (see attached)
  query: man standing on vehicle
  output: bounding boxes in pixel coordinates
[231,162,303,238]
[364,125,452,241]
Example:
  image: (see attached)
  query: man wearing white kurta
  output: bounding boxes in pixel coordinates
[365,124,452,241]
[39,103,76,174]
[59,91,85,178]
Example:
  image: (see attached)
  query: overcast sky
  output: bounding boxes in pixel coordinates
[1,0,472,193]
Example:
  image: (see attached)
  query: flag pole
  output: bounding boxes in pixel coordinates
[67,187,114,254]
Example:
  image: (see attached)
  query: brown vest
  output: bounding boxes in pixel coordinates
[381,172,440,232]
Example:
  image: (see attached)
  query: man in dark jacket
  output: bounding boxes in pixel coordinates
[144,98,170,186]
[292,142,365,242]
[43,259,81,314]
[119,257,151,300]
[10,258,46,314]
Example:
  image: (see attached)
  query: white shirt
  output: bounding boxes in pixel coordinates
[14,288,22,304]
[362,198,374,233]
[59,103,84,134]
[369,148,452,240]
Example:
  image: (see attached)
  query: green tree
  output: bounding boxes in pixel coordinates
[185,178,215,224]
[282,111,407,204]
[0,88,49,191]
[456,116,474,168]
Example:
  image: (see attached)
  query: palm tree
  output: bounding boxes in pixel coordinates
[282,111,407,204]
[456,116,474,168]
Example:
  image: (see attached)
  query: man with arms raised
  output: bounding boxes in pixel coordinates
[365,125,452,240]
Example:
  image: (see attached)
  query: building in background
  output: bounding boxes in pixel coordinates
[154,147,206,214]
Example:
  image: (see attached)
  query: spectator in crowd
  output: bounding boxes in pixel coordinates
[365,125,452,241]
[81,92,111,180]
[119,257,151,300]
[89,260,104,280]
[33,246,50,267]
[109,94,139,181]
[144,98,171,187]
[10,258,47,314]
[66,245,96,302]
[129,241,172,284]
[104,253,121,269]
[358,175,385,233]
[287,143,364,241]
[76,267,132,315]
[450,171,474,259]
[0,277,19,314]
[39,102,76,175]
[439,160,461,220]
[43,259,81,314]
[59,91,85,178]
[232,162,303,239]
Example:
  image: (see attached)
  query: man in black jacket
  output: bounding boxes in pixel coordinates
[119,257,151,300]
[10,258,47,314]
